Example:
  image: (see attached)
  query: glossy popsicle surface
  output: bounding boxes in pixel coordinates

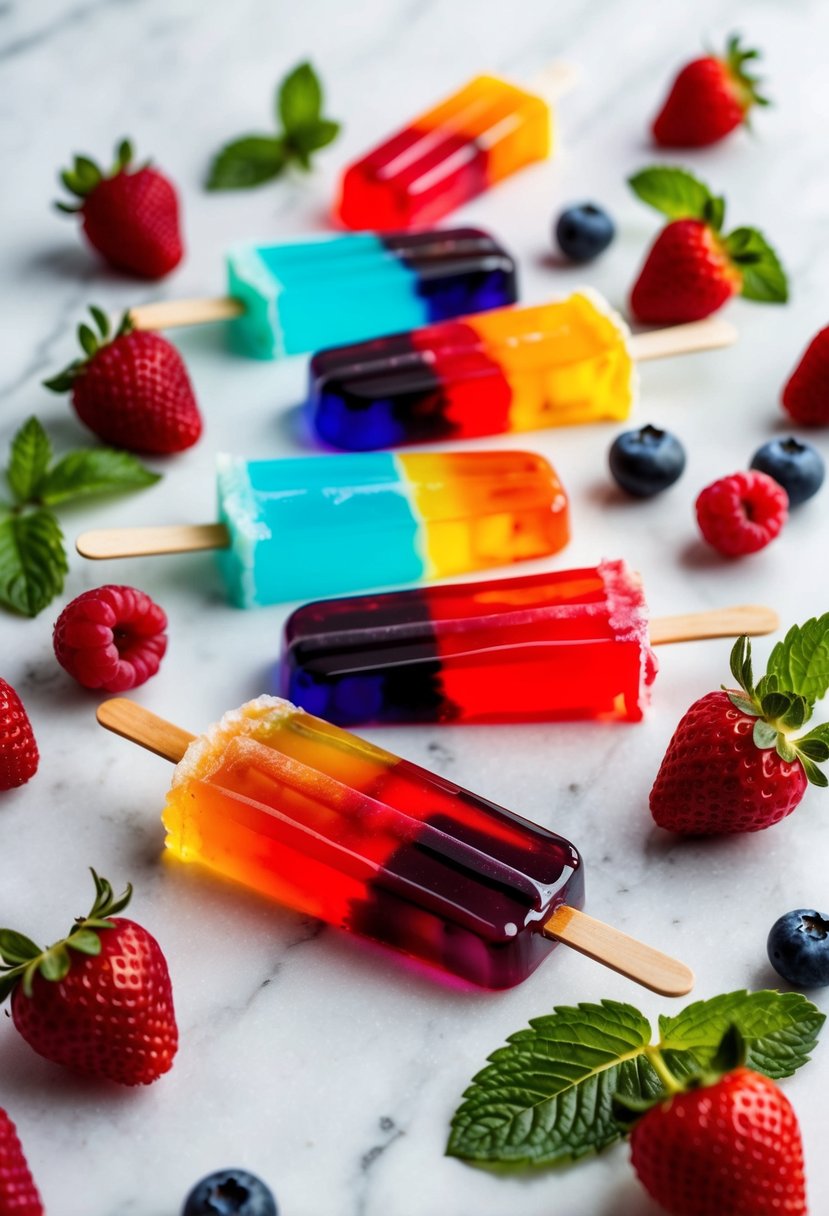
[162,697,584,989]
[281,560,658,726]
[336,75,551,231]
[226,227,517,358]
[216,450,569,607]
[308,291,635,450]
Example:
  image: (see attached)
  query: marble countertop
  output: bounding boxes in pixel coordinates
[2,1,829,1213]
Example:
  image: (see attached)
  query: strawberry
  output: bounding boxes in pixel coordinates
[44,306,202,455]
[650,625,829,834]
[56,139,183,279]
[620,1028,807,1216]
[628,167,787,324]
[0,1108,43,1216]
[652,35,769,148]
[782,325,829,426]
[0,679,38,791]
[0,870,178,1086]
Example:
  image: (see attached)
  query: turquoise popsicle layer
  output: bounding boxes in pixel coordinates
[217,453,425,607]
[227,235,428,359]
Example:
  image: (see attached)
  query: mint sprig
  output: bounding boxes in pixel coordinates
[0,417,160,617]
[725,626,829,786]
[446,990,823,1169]
[206,62,341,190]
[629,166,788,303]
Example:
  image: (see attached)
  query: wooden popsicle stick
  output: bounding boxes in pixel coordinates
[650,605,779,646]
[544,905,694,997]
[99,697,694,996]
[629,317,737,362]
[128,296,245,332]
[97,698,194,763]
[76,523,229,560]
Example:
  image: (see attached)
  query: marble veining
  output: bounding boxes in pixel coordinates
[1,1,828,1213]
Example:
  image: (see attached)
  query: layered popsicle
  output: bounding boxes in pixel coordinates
[128,227,518,360]
[307,291,637,450]
[336,74,553,231]
[77,450,570,608]
[100,696,691,995]
[281,560,657,726]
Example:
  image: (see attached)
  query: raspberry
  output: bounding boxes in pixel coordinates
[53,585,167,692]
[0,679,39,791]
[696,470,788,557]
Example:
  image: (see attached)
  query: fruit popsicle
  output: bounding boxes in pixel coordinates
[127,228,518,360]
[306,292,737,450]
[76,450,570,608]
[281,561,656,726]
[98,696,694,996]
[336,74,553,231]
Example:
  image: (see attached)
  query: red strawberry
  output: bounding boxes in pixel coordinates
[0,1109,43,1216]
[629,167,787,324]
[0,679,38,791]
[628,1060,806,1215]
[57,139,183,279]
[44,306,202,455]
[653,35,769,148]
[650,629,829,835]
[0,870,178,1086]
[782,325,829,425]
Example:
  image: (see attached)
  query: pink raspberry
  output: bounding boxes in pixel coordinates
[695,470,788,557]
[53,585,167,692]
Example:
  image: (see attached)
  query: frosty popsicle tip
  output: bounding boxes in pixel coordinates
[98,695,693,996]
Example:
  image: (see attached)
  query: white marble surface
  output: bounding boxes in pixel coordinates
[2,1,829,1212]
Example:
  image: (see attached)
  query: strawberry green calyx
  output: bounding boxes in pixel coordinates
[721,33,771,114]
[55,139,142,213]
[725,622,829,787]
[628,166,788,303]
[0,869,133,1002]
[613,1025,746,1124]
[42,306,133,393]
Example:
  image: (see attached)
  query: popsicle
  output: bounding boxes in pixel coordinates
[335,70,566,231]
[306,291,738,450]
[126,228,518,359]
[97,695,694,996]
[280,561,779,727]
[76,450,570,607]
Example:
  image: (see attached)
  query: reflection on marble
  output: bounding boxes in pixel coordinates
[1,0,828,1212]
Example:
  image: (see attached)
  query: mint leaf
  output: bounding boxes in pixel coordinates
[628,167,712,221]
[0,509,67,617]
[40,449,160,505]
[659,990,824,1080]
[206,136,287,190]
[725,227,788,302]
[767,617,829,704]
[7,418,52,503]
[446,1001,657,1167]
[278,61,322,132]
[288,118,341,164]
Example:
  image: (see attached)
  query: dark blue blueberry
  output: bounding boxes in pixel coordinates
[554,203,615,263]
[750,437,825,507]
[182,1169,278,1216]
[767,909,829,988]
[608,425,686,498]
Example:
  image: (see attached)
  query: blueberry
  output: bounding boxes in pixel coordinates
[608,425,686,498]
[554,203,615,263]
[182,1169,278,1216]
[750,437,825,506]
[767,909,829,988]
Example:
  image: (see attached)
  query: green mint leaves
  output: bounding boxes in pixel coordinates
[446,990,823,1169]
[206,62,341,190]
[0,417,160,617]
[725,625,829,785]
[628,166,788,303]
